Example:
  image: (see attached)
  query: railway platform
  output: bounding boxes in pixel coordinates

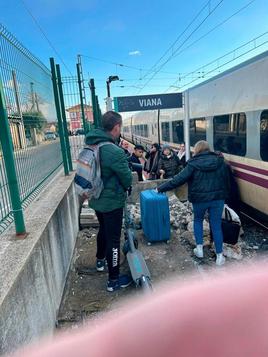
[57,189,268,330]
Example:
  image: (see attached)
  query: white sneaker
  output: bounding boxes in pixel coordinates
[193,245,203,258]
[216,253,226,266]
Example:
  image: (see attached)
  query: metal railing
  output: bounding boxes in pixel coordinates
[0,25,64,235]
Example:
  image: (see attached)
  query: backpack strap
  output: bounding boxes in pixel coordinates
[97,141,115,149]
[83,141,115,150]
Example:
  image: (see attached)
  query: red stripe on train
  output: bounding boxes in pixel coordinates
[229,161,268,176]
[233,170,268,189]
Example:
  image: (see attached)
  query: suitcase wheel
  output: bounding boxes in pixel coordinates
[147,242,152,246]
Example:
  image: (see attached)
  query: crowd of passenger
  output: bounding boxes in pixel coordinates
[119,140,186,181]
[80,112,240,292]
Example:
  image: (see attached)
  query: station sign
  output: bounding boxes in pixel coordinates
[114,92,183,112]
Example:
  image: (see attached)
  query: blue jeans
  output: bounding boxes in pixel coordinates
[192,200,224,254]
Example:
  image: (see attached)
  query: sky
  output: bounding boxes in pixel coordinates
[1,0,268,111]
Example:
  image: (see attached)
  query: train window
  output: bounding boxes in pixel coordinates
[190,118,206,146]
[161,122,170,142]
[260,110,268,161]
[144,124,148,137]
[172,121,184,143]
[213,113,246,156]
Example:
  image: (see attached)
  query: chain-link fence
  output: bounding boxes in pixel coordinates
[0,25,62,234]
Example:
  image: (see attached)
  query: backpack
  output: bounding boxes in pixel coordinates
[74,142,114,200]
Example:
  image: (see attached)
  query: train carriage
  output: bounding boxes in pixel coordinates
[122,50,268,221]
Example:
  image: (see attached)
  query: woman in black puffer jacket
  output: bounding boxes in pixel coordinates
[157,141,230,266]
[157,144,182,179]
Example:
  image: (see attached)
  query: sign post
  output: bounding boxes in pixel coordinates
[184,90,190,161]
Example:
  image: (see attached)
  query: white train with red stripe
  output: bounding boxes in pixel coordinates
[123,50,268,221]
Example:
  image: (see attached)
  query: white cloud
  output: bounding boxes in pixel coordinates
[128,50,141,56]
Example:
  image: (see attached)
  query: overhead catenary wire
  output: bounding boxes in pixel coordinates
[135,0,213,82]
[126,0,222,95]
[19,0,73,76]
[170,0,257,62]
[165,29,268,92]
[162,0,259,92]
[80,54,182,75]
[136,0,224,94]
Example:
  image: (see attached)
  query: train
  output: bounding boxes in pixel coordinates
[122,50,268,222]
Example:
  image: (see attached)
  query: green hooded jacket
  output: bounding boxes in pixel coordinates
[85,129,132,212]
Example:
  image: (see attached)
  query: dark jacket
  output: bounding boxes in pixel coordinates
[121,147,131,158]
[158,151,230,203]
[144,151,161,179]
[129,153,143,181]
[157,152,182,179]
[85,129,132,212]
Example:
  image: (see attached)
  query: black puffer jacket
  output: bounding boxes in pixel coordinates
[129,153,143,181]
[158,151,230,203]
[157,152,182,179]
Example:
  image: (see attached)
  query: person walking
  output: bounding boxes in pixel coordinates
[157,140,230,266]
[157,144,182,179]
[144,143,161,180]
[85,111,133,291]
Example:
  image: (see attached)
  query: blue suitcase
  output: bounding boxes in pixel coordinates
[140,190,170,243]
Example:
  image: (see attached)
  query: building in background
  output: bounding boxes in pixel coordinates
[45,122,57,133]
[66,104,93,132]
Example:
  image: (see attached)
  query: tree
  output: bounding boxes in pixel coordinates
[22,111,47,133]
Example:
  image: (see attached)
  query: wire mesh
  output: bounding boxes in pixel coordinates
[0,25,62,234]
[61,76,91,160]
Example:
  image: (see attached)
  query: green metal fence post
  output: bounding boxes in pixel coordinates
[89,78,99,128]
[95,95,102,128]
[50,58,69,176]
[76,63,88,134]
[56,64,73,171]
[0,79,26,235]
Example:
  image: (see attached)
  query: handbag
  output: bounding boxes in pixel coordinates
[221,207,241,245]
[210,207,241,245]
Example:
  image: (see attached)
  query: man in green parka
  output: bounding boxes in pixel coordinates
[85,111,133,292]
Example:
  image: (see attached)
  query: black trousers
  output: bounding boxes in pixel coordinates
[95,207,123,280]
